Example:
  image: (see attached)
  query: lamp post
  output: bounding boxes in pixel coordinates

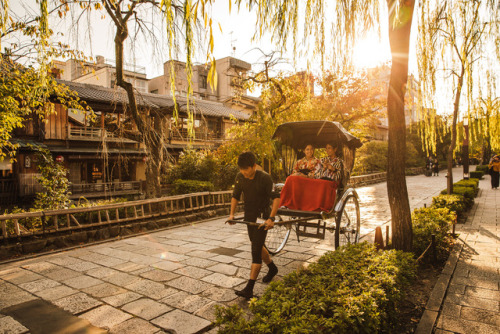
[463,118,469,180]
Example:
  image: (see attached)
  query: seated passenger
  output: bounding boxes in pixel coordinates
[291,144,320,178]
[315,143,344,182]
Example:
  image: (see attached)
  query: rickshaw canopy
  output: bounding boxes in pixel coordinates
[272,121,362,151]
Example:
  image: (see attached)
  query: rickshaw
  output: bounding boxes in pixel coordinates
[229,121,363,254]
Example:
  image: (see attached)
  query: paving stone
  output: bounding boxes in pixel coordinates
[19,278,61,293]
[43,267,82,281]
[0,315,29,334]
[152,252,189,262]
[151,309,211,334]
[201,273,245,288]
[151,260,185,272]
[21,261,60,274]
[209,255,236,263]
[113,262,148,273]
[181,257,218,268]
[436,315,500,334]
[109,317,160,334]
[460,306,500,327]
[102,291,142,307]
[173,266,212,279]
[441,302,461,317]
[86,267,120,279]
[139,269,179,282]
[465,286,500,301]
[53,292,102,314]
[82,283,127,298]
[65,261,102,272]
[195,301,225,322]
[185,250,218,259]
[166,276,213,294]
[121,298,172,320]
[46,256,79,267]
[201,286,238,302]
[0,268,44,284]
[161,291,212,313]
[206,263,238,276]
[80,305,132,329]
[125,279,170,299]
[91,256,128,268]
[0,281,37,309]
[33,285,78,301]
[102,272,141,286]
[63,275,103,289]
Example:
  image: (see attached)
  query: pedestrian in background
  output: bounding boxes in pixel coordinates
[488,155,500,189]
[432,158,439,176]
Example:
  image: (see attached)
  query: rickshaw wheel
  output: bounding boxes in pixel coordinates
[335,195,360,249]
[265,216,291,255]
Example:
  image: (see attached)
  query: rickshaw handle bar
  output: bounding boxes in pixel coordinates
[226,217,317,226]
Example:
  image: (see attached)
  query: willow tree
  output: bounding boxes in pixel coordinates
[53,0,218,198]
[0,0,89,161]
[470,74,500,164]
[417,0,500,194]
[237,0,415,250]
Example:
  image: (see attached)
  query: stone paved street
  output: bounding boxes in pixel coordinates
[0,168,465,333]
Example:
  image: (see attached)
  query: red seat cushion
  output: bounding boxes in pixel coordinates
[279,175,338,212]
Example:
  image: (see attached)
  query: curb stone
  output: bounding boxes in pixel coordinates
[415,233,467,333]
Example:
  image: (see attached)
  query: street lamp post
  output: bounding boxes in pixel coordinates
[463,118,469,180]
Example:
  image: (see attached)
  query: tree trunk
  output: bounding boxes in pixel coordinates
[106,2,163,198]
[447,67,465,194]
[386,0,415,252]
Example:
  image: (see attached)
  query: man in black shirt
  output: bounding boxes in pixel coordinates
[228,152,280,299]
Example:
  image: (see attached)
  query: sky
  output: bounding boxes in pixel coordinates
[8,0,399,80]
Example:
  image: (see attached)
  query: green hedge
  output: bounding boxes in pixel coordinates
[170,179,214,195]
[475,165,489,173]
[454,178,479,196]
[215,243,416,333]
[432,194,466,217]
[412,207,456,261]
[469,171,484,180]
[441,186,474,209]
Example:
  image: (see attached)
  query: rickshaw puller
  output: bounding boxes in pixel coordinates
[228,152,281,299]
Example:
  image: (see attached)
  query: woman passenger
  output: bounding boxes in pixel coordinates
[292,144,320,178]
[315,143,344,182]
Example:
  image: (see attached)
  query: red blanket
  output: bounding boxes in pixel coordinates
[279,175,338,212]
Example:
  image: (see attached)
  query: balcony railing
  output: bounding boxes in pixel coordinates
[68,126,136,143]
[170,129,223,142]
[69,181,143,198]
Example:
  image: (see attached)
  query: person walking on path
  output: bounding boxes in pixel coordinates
[488,154,500,189]
[228,152,281,299]
[432,158,439,176]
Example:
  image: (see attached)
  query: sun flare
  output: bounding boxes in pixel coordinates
[353,37,391,69]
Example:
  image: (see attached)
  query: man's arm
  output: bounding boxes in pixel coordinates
[263,197,280,230]
[229,197,238,221]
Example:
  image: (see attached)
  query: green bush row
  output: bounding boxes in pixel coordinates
[215,242,416,333]
[170,179,214,195]
[454,178,479,195]
[412,207,456,261]
[432,194,466,217]
[475,165,489,173]
[469,171,484,179]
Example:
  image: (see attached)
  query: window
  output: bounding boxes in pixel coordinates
[199,74,207,89]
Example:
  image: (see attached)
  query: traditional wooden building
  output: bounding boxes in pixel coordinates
[5,80,250,204]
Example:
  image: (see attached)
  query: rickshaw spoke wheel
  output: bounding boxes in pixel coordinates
[335,195,360,250]
[265,216,291,255]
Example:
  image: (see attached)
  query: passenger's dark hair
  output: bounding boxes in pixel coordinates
[237,151,256,168]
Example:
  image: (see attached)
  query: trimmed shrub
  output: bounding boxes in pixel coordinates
[215,242,416,333]
[432,194,466,217]
[454,178,479,196]
[441,186,474,208]
[475,165,489,173]
[170,179,214,195]
[469,171,484,180]
[412,207,456,261]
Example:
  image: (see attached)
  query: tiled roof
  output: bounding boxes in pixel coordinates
[57,80,250,121]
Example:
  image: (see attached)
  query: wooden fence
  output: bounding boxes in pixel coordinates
[0,190,233,241]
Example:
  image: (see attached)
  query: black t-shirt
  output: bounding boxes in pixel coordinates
[232,170,275,221]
